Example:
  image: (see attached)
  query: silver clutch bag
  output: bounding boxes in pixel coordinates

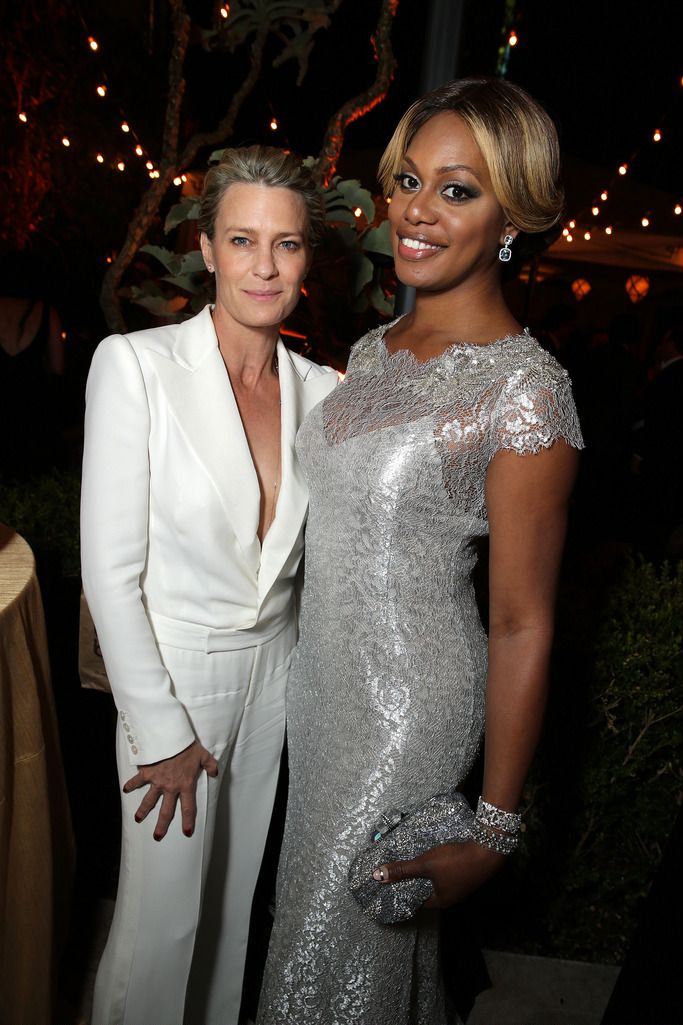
[347,791,474,924]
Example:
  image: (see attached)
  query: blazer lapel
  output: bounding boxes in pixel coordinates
[257,341,337,602]
[147,308,262,569]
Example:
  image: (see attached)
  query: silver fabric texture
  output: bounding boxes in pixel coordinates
[257,320,584,1025]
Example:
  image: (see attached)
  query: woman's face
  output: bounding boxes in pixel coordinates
[388,112,516,294]
[200,182,310,333]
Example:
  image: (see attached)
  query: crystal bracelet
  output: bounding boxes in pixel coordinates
[475,797,522,835]
[470,819,519,856]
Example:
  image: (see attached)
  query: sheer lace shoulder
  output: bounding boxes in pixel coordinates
[492,341,585,456]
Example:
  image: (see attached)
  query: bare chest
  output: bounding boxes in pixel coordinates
[232,384,282,543]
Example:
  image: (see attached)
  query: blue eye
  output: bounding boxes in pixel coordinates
[231,236,250,246]
[394,172,420,192]
[279,240,301,251]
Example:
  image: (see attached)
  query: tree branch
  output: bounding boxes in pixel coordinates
[313,0,398,188]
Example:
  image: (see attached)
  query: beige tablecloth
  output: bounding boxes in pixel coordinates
[0,524,75,1025]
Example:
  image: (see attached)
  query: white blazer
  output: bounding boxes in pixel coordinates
[81,305,337,766]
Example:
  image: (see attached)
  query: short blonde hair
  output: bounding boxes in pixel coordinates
[378,77,563,234]
[198,145,325,245]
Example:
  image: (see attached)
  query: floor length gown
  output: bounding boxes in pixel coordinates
[257,320,583,1025]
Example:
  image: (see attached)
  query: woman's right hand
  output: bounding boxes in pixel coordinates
[123,741,219,841]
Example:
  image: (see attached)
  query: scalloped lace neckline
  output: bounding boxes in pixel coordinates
[378,319,530,368]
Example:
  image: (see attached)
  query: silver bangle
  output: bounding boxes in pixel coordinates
[476,797,522,835]
[470,819,518,855]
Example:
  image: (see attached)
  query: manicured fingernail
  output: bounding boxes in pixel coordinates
[153,833,162,842]
[183,828,193,837]
[134,815,142,823]
[373,868,385,882]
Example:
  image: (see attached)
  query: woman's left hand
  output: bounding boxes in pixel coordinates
[373,840,507,908]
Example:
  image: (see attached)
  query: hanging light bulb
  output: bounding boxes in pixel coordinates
[601,190,608,201]
[569,219,576,229]
[605,226,613,235]
[566,234,573,242]
[18,111,28,123]
[653,128,662,142]
[88,36,98,51]
[641,216,650,227]
[121,122,130,133]
[674,204,682,216]
[62,137,71,147]
[509,30,518,46]
[97,85,107,97]
[173,176,182,186]
[618,163,628,175]
[146,161,154,170]
[270,118,278,131]
[562,228,569,237]
[117,161,125,171]
[96,153,104,163]
[592,206,599,216]
[583,231,591,241]
[135,145,143,156]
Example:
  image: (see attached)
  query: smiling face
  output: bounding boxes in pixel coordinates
[388,112,517,296]
[200,182,311,335]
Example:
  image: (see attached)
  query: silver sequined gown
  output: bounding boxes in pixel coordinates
[257,321,583,1025]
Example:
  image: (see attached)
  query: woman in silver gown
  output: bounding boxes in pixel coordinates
[257,78,584,1024]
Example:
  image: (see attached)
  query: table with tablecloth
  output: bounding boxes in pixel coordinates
[0,523,75,1025]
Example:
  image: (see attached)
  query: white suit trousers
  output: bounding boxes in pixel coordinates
[91,617,295,1025]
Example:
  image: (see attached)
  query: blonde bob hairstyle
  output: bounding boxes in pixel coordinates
[198,144,326,246]
[378,77,563,234]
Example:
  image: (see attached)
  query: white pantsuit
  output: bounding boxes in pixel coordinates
[81,305,337,1025]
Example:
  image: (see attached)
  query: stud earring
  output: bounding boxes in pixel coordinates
[498,234,514,262]
[206,264,214,273]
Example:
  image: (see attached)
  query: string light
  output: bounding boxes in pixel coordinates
[605,226,613,235]
[121,122,130,133]
[135,145,143,156]
[62,137,70,147]
[146,161,154,170]
[117,161,125,171]
[568,220,576,229]
[269,118,278,131]
[565,234,573,242]
[181,174,187,182]
[354,207,363,218]
[591,206,599,216]
[96,153,104,163]
[88,36,98,51]
[653,128,662,142]
[562,228,569,236]
[18,111,27,123]
[173,176,182,186]
[675,204,682,216]
[600,190,608,201]
[96,85,107,97]
[641,216,650,227]
[508,31,518,46]
[583,231,591,240]
[220,4,230,17]
[618,164,628,175]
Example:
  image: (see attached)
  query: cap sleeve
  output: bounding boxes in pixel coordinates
[492,358,585,456]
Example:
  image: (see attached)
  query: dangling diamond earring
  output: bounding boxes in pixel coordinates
[498,234,514,262]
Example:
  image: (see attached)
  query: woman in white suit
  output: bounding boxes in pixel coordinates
[81,146,337,1025]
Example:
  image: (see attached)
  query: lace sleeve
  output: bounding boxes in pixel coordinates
[492,359,585,456]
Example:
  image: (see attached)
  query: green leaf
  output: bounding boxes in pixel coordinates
[362,220,393,257]
[180,250,207,274]
[130,294,189,317]
[164,197,200,233]
[368,281,395,316]
[336,179,375,222]
[161,274,202,294]
[209,149,228,164]
[140,245,182,275]
[352,254,375,294]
